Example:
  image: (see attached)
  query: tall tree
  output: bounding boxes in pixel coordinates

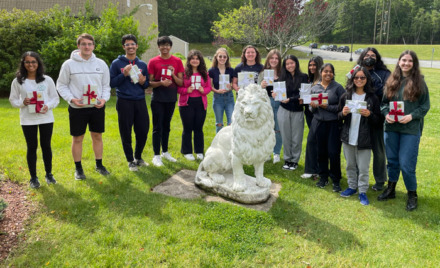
[212,0,340,56]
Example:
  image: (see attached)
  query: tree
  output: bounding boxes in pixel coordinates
[212,0,340,56]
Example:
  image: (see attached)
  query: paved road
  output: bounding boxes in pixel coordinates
[294,46,440,69]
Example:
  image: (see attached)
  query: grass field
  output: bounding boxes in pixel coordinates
[1,60,439,267]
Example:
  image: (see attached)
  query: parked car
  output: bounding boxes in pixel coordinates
[309,43,318,48]
[328,44,337,51]
[355,48,365,54]
[337,45,349,53]
[320,45,328,50]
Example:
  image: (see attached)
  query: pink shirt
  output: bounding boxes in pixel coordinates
[178,73,212,110]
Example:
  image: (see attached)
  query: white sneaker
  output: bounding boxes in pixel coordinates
[135,158,149,167]
[161,152,177,162]
[152,155,163,167]
[196,153,204,160]
[184,154,195,161]
[301,173,313,179]
[273,154,280,164]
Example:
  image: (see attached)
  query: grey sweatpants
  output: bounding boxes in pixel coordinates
[277,107,304,163]
[343,143,371,193]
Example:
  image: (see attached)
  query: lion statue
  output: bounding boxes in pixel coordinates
[196,83,275,195]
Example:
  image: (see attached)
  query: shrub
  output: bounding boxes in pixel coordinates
[0,2,157,94]
[0,198,7,220]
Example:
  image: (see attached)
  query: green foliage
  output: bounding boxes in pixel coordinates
[172,52,186,60]
[0,198,7,220]
[157,0,247,42]
[0,3,156,93]
[220,44,234,58]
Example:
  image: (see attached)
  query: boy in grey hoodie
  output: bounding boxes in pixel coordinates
[57,33,111,180]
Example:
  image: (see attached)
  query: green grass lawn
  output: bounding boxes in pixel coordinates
[1,61,440,266]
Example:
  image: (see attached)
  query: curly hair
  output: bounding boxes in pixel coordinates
[240,45,261,66]
[385,50,423,102]
[185,49,208,82]
[16,51,46,85]
[263,49,282,77]
[211,47,231,68]
[345,67,374,94]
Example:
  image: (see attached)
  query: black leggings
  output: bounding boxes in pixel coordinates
[21,123,54,177]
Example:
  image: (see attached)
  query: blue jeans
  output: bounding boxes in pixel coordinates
[384,131,420,191]
[212,91,235,133]
[270,97,282,155]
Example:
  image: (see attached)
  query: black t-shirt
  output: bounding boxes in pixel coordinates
[234,62,264,84]
[208,67,235,89]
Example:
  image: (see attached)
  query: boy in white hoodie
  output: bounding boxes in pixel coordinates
[57,33,111,180]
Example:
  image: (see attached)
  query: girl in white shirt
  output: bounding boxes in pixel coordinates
[9,51,59,188]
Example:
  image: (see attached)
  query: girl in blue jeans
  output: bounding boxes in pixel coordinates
[208,48,235,133]
[259,49,283,163]
[379,50,430,211]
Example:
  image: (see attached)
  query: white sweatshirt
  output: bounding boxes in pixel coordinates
[56,50,111,108]
[9,75,60,125]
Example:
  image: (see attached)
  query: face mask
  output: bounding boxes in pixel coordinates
[363,57,376,67]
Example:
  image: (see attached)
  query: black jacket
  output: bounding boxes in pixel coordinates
[338,92,381,149]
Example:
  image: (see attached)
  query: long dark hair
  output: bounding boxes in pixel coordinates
[345,67,374,94]
[281,55,304,90]
[16,51,45,84]
[308,56,324,85]
[385,50,423,102]
[240,45,261,66]
[263,49,282,77]
[357,47,389,71]
[185,49,208,82]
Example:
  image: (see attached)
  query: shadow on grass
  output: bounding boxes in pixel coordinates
[269,198,363,252]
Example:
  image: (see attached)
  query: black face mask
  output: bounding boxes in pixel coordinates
[363,57,376,67]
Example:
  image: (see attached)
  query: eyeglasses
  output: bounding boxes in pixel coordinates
[218,55,227,59]
[354,76,367,80]
[24,61,38,65]
[159,44,171,48]
[123,43,137,47]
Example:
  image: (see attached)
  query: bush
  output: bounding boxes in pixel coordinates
[172,52,186,60]
[0,198,7,220]
[0,2,157,94]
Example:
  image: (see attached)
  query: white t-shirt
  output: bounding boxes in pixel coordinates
[348,93,366,146]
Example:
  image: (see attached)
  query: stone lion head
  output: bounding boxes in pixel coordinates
[233,84,273,130]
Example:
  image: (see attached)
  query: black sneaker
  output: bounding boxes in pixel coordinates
[372,183,384,191]
[289,162,298,171]
[128,161,138,172]
[45,173,57,184]
[282,161,291,170]
[332,183,342,192]
[29,177,40,189]
[95,165,110,176]
[74,169,86,180]
[316,179,329,188]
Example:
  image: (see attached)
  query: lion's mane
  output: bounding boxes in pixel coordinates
[231,84,275,166]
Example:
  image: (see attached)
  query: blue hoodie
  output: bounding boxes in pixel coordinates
[110,55,149,100]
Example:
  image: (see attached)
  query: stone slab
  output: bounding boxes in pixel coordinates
[151,169,281,212]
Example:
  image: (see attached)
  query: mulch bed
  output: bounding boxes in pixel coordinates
[0,179,37,261]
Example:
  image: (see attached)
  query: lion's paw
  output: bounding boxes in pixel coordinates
[232,176,246,192]
[256,176,271,188]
